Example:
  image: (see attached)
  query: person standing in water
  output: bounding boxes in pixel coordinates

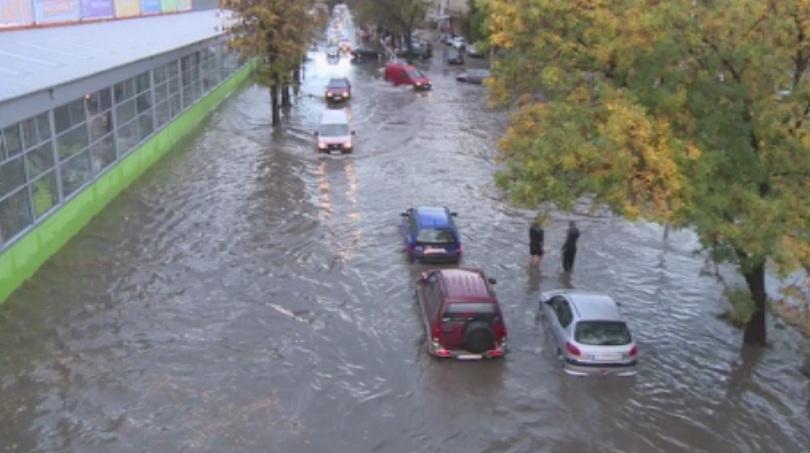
[529,215,545,268]
[562,221,580,273]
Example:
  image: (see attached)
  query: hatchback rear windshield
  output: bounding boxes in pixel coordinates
[416,228,456,244]
[574,321,631,346]
[319,124,349,136]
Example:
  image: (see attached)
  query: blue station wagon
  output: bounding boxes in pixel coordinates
[400,207,462,263]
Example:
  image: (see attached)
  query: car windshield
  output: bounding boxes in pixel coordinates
[416,228,455,244]
[407,69,424,79]
[328,79,348,89]
[574,321,631,346]
[319,124,349,136]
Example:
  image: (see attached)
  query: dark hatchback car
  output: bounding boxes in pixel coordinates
[325,77,351,102]
[417,268,508,360]
[351,47,380,62]
[401,207,462,263]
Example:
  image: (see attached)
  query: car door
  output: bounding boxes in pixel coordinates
[401,210,415,246]
[547,296,570,350]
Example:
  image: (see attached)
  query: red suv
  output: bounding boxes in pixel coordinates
[416,268,507,360]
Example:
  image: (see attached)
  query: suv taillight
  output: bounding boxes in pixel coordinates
[629,345,638,357]
[494,318,506,338]
[431,325,441,340]
[565,342,581,357]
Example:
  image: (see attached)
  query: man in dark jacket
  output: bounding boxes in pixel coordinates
[529,215,545,268]
[562,221,580,273]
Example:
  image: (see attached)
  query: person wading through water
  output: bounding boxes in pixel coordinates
[562,221,580,273]
[529,214,545,268]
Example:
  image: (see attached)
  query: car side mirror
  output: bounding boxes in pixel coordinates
[400,212,409,217]
[314,131,319,136]
[351,130,356,135]
[488,278,497,285]
[450,212,458,217]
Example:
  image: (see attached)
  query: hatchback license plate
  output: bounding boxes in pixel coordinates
[457,354,482,360]
[593,353,622,361]
[424,247,446,254]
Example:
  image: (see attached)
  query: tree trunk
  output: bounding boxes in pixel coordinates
[293,67,301,95]
[404,29,413,61]
[743,261,767,345]
[270,84,280,126]
[281,84,291,107]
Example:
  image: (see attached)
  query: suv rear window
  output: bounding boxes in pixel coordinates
[574,321,631,346]
[416,228,455,244]
[444,303,495,315]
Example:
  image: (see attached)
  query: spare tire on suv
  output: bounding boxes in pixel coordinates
[464,320,495,353]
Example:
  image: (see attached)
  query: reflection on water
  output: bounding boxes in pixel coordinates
[1,16,809,453]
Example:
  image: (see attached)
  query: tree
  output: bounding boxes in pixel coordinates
[224,0,318,125]
[484,0,810,345]
[354,0,426,58]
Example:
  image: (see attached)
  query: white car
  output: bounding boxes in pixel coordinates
[539,290,638,376]
[451,36,467,50]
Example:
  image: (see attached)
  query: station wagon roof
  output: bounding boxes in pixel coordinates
[440,269,494,302]
[567,293,622,321]
[415,207,450,228]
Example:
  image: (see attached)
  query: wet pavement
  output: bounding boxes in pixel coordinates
[2,13,810,453]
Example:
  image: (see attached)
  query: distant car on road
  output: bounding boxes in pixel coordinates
[383,62,431,90]
[314,109,355,154]
[401,206,461,263]
[456,69,491,84]
[325,77,351,103]
[450,36,467,50]
[350,47,380,62]
[396,40,432,60]
[326,46,340,58]
[539,290,638,376]
[416,268,507,360]
[445,47,464,65]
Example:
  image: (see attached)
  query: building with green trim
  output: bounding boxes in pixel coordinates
[0,9,251,304]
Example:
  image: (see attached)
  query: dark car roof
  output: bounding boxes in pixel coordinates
[327,78,349,87]
[414,206,452,229]
[439,269,495,302]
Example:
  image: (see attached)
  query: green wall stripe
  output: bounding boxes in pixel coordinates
[0,61,255,305]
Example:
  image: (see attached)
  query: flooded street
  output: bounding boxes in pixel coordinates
[2,21,810,453]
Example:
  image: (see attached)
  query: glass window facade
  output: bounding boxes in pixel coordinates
[0,40,243,249]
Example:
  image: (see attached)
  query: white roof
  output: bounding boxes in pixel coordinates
[0,10,228,104]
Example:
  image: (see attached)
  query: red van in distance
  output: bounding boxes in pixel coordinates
[383,62,432,90]
[416,268,507,360]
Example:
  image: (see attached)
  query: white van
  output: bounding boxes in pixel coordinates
[315,109,355,153]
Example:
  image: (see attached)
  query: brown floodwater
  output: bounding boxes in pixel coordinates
[1,16,809,453]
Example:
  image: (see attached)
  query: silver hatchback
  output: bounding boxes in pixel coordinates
[539,290,637,376]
